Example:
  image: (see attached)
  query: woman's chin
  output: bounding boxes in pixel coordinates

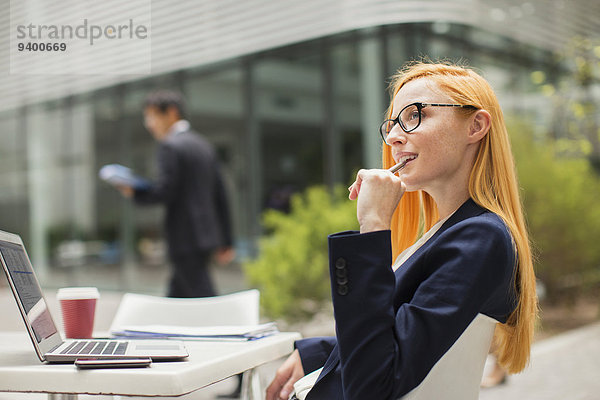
[402,185,417,193]
[399,176,414,191]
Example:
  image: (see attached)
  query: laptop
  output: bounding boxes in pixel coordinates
[0,229,188,363]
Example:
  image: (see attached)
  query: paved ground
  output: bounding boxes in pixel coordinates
[479,321,600,400]
[2,263,600,399]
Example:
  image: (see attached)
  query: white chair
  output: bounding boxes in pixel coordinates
[109,289,260,333]
[401,313,497,400]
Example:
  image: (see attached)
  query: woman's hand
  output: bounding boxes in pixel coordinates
[266,349,305,400]
[348,169,405,233]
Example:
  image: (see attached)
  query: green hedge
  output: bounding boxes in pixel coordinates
[509,119,600,300]
[244,186,357,320]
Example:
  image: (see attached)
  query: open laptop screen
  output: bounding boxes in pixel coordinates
[0,239,58,343]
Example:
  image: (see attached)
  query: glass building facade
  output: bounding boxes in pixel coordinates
[0,20,566,292]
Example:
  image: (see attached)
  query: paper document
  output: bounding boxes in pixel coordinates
[112,322,278,341]
[99,164,151,189]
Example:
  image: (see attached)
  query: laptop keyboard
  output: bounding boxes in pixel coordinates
[60,340,129,355]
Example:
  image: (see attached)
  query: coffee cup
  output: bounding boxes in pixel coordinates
[56,287,100,339]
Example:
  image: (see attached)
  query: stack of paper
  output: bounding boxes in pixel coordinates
[112,322,278,341]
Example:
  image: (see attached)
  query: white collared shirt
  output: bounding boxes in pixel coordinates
[167,120,190,137]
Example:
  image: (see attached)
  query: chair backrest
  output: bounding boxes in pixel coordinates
[400,313,497,400]
[109,289,260,334]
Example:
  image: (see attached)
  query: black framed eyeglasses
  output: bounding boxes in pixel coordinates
[379,102,476,144]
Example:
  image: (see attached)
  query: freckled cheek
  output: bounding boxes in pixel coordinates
[426,129,462,156]
[416,140,456,174]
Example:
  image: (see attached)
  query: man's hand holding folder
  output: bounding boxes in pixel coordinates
[99,164,151,190]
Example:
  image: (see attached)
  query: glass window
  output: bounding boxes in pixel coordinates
[253,44,324,211]
[0,111,29,241]
[186,66,246,246]
[331,41,364,181]
[386,24,427,75]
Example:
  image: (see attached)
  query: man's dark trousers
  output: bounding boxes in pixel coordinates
[168,250,215,298]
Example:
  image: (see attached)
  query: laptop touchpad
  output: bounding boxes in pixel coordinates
[135,344,182,350]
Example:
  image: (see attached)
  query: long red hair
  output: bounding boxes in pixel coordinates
[384,62,537,373]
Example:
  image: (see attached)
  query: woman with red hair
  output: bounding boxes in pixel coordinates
[267,62,537,400]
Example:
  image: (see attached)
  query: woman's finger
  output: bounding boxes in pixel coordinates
[266,370,289,400]
[266,350,304,400]
[348,169,366,200]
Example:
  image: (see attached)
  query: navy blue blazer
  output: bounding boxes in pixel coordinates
[134,128,233,257]
[296,199,517,400]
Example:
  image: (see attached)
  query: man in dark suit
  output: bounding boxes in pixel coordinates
[119,90,234,298]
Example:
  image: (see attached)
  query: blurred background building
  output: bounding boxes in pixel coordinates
[0,0,597,293]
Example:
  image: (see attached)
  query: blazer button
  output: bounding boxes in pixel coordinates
[336,276,348,285]
[337,285,348,295]
[335,258,346,269]
[335,268,347,278]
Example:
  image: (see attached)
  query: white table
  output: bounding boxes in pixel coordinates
[0,331,301,399]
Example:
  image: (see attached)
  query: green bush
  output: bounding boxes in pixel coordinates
[244,185,358,321]
[509,119,600,300]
